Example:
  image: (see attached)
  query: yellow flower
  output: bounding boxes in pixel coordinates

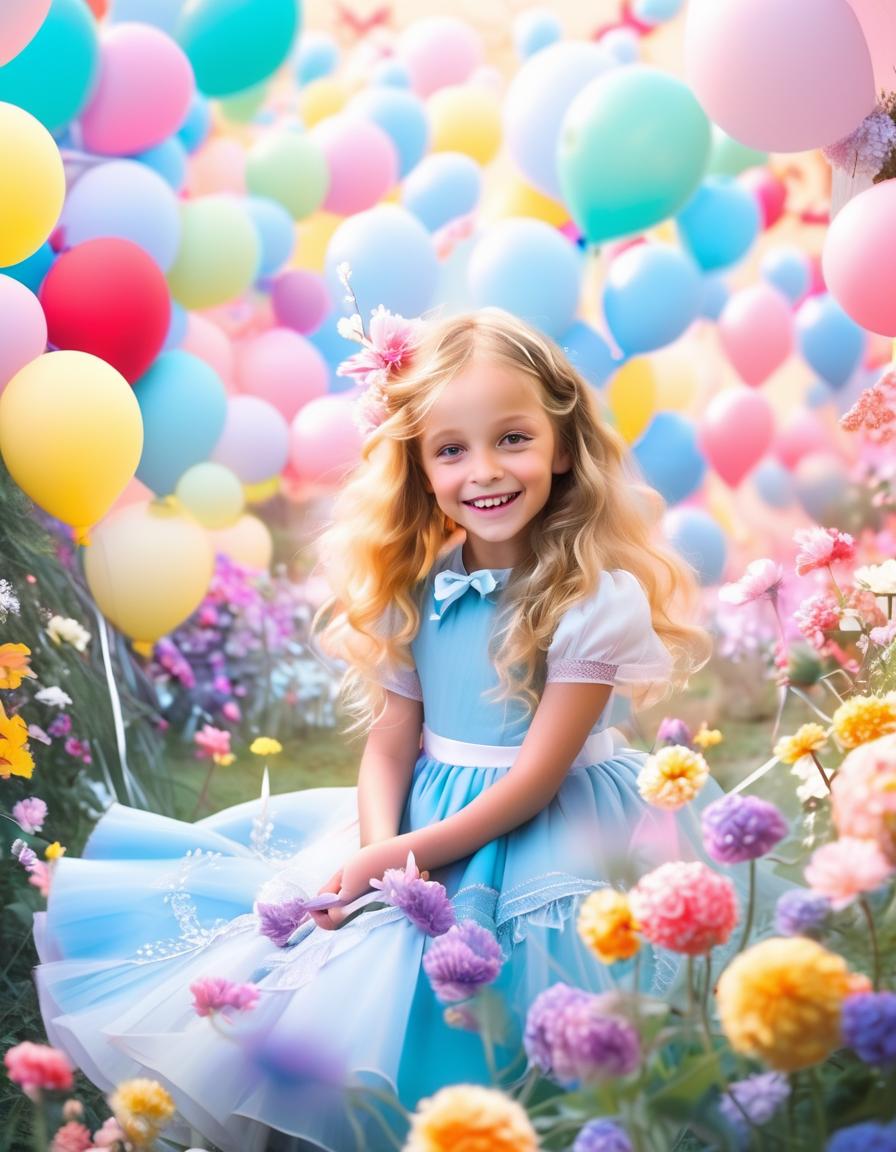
[831,694,896,750]
[693,723,723,750]
[717,937,859,1071]
[637,745,709,810]
[250,736,282,757]
[213,752,235,766]
[0,643,36,691]
[577,888,640,963]
[108,1078,175,1147]
[404,1084,538,1152]
[774,723,829,765]
[0,701,34,780]
[44,842,66,861]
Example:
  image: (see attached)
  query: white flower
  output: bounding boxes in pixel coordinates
[855,560,896,595]
[46,615,91,652]
[336,313,364,342]
[791,756,830,802]
[336,262,352,289]
[34,686,72,708]
[0,579,20,622]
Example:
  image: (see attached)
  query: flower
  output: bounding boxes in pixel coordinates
[855,559,896,596]
[371,851,455,936]
[256,894,340,947]
[63,736,91,764]
[0,643,36,690]
[51,1121,93,1152]
[823,107,896,177]
[28,859,51,897]
[718,1072,790,1137]
[422,921,504,1003]
[630,861,739,955]
[831,694,896,750]
[48,712,72,738]
[718,559,784,606]
[92,1117,126,1147]
[656,716,692,747]
[842,991,896,1066]
[11,838,38,871]
[46,615,90,651]
[573,1119,634,1152]
[190,976,259,1017]
[827,1122,896,1152]
[804,837,894,910]
[4,1042,74,1098]
[774,889,832,938]
[717,937,863,1071]
[524,984,641,1086]
[0,701,34,780]
[692,722,723,750]
[840,369,896,446]
[832,734,896,862]
[636,745,709,810]
[870,620,896,647]
[0,578,20,621]
[701,794,789,864]
[577,888,641,963]
[774,723,828,765]
[11,796,47,834]
[793,526,855,576]
[794,592,842,653]
[250,736,282,757]
[335,304,424,437]
[404,1084,538,1152]
[45,841,66,861]
[108,1078,176,1147]
[194,724,233,766]
[33,686,72,708]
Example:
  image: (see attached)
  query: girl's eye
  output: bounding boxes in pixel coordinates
[436,445,462,458]
[502,433,531,446]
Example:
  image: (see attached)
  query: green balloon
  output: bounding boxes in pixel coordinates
[0,0,98,132]
[708,125,768,177]
[557,67,711,246]
[167,196,260,310]
[176,0,300,98]
[246,131,329,220]
[218,81,268,125]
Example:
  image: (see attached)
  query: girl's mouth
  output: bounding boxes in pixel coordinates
[462,492,521,514]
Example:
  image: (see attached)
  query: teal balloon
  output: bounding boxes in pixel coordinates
[557,67,711,245]
[175,0,300,98]
[0,0,99,132]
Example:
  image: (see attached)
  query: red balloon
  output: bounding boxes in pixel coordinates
[40,238,170,383]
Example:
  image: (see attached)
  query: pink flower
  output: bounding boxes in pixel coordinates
[793,527,855,577]
[28,860,52,898]
[4,1042,74,1098]
[870,620,896,648]
[840,368,896,444]
[336,306,424,435]
[804,838,894,910]
[51,1121,93,1152]
[92,1118,126,1147]
[832,735,896,863]
[12,796,47,834]
[221,701,241,724]
[193,724,231,761]
[190,976,259,1017]
[629,861,739,955]
[719,559,784,607]
[794,593,841,652]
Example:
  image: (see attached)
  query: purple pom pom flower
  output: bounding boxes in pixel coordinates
[774,889,832,938]
[573,1118,633,1152]
[842,992,896,1066]
[657,717,693,747]
[718,1072,790,1135]
[11,797,47,835]
[422,921,504,1003]
[524,983,640,1087]
[701,793,789,864]
[827,1122,896,1152]
[371,851,456,937]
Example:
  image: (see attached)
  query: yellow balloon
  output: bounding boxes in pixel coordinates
[0,351,142,542]
[84,500,215,646]
[652,343,699,412]
[428,85,502,165]
[291,210,341,272]
[607,358,656,444]
[243,476,280,505]
[207,513,273,570]
[298,77,350,127]
[491,176,569,227]
[175,462,245,529]
[0,102,65,267]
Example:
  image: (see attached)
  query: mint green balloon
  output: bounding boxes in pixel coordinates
[246,131,329,220]
[558,67,711,245]
[218,82,268,125]
[708,125,768,177]
[175,0,300,98]
[0,0,98,132]
[167,196,260,310]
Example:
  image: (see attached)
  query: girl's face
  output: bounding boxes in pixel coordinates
[418,355,571,571]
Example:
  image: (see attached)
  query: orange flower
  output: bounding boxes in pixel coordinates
[0,643,36,691]
[0,701,34,780]
[405,1085,538,1152]
[831,694,896,750]
[577,888,641,963]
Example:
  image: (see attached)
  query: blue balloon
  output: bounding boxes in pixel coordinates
[294,32,339,85]
[177,92,212,153]
[794,454,849,522]
[676,177,761,272]
[0,243,55,293]
[309,318,354,390]
[513,9,563,58]
[752,458,795,509]
[633,412,706,505]
[664,508,727,586]
[603,243,702,355]
[134,351,228,496]
[371,59,410,88]
[402,153,482,232]
[109,0,181,33]
[796,293,866,389]
[246,196,295,278]
[164,302,188,350]
[559,321,618,387]
[699,274,729,320]
[468,219,583,338]
[760,246,810,304]
[633,0,685,22]
[134,137,188,192]
[348,88,429,178]
[806,379,836,409]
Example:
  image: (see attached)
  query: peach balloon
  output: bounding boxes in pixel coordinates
[772,413,832,471]
[0,0,50,66]
[289,393,362,485]
[236,328,329,421]
[181,314,235,389]
[312,116,398,216]
[718,284,794,386]
[207,513,273,571]
[399,17,484,98]
[187,138,247,197]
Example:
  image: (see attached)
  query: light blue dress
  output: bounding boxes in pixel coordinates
[33,543,715,1152]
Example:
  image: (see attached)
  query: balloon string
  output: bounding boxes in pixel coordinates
[93,598,143,808]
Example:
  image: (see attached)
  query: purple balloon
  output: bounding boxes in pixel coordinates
[271,269,330,335]
[212,396,289,483]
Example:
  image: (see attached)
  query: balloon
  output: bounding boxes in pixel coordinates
[652,340,701,411]
[164,301,187,351]
[295,30,339,85]
[167,196,260,310]
[503,41,613,200]
[795,293,866,388]
[84,499,214,645]
[108,0,180,34]
[0,0,51,66]
[599,28,641,66]
[79,23,193,155]
[738,167,787,230]
[717,284,793,386]
[325,205,438,319]
[752,458,796,509]
[633,412,706,504]
[772,411,832,470]
[312,116,398,216]
[207,512,272,570]
[664,507,727,585]
[684,0,875,152]
[177,91,212,153]
[271,269,329,335]
[297,74,348,127]
[0,275,46,391]
[289,394,362,484]
[133,351,227,495]
[793,453,850,523]
[634,0,685,23]
[0,350,142,539]
[293,210,341,274]
[175,461,244,529]
[823,180,896,337]
[398,18,484,98]
[402,152,482,232]
[428,84,502,166]
[846,0,896,92]
[699,388,774,487]
[603,243,702,355]
[175,0,299,98]
[245,131,329,220]
[760,246,810,304]
[243,476,280,505]
[245,196,295,279]
[347,87,429,179]
[212,395,290,483]
[372,59,410,88]
[0,102,65,266]
[559,321,617,388]
[236,328,328,421]
[676,177,761,272]
[513,8,562,58]
[1,240,54,293]
[492,176,569,227]
[218,80,267,125]
[607,358,656,443]
[558,67,711,245]
[136,137,188,193]
[180,314,234,386]
[699,275,729,321]
[60,160,181,272]
[706,126,767,177]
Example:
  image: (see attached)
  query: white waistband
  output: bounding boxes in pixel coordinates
[421,724,614,769]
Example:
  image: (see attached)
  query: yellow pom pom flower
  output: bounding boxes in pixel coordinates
[404,1084,538,1152]
[773,723,829,765]
[0,701,34,780]
[693,723,723,750]
[577,888,641,964]
[831,695,896,750]
[637,745,709,810]
[0,643,36,691]
[108,1078,175,1147]
[250,736,283,757]
[44,842,66,861]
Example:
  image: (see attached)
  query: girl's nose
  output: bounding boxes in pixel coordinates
[471,451,503,483]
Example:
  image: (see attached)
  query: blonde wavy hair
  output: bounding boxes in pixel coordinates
[314,308,711,730]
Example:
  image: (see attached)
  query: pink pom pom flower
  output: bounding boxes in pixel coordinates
[630,861,739,955]
[804,837,894,910]
[831,734,896,864]
[793,526,855,577]
[4,1042,74,1099]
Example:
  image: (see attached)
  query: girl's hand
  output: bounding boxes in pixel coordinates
[308,868,343,930]
[311,839,428,930]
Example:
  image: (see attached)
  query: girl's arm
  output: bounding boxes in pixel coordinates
[357,689,423,847]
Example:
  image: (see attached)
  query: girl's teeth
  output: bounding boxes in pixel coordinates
[472,494,515,508]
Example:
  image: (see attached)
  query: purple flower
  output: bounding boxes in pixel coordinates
[842,992,896,1066]
[371,852,455,937]
[256,893,341,947]
[11,839,38,871]
[657,717,693,747]
[11,797,47,835]
[774,889,832,938]
[827,1122,896,1152]
[190,977,259,1017]
[573,1119,633,1152]
[422,921,504,1003]
[47,713,72,739]
[701,794,788,864]
[719,1072,789,1135]
[524,983,641,1086]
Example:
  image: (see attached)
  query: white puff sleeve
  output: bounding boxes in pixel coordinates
[372,603,422,701]
[546,570,672,701]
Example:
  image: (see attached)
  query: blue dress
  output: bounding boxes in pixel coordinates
[33,543,714,1152]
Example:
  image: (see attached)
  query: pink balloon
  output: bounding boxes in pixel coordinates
[188,139,247,197]
[80,24,194,156]
[212,396,289,483]
[0,275,47,392]
[0,0,50,66]
[181,315,235,390]
[289,394,362,484]
[772,412,832,470]
[846,0,896,91]
[685,0,875,152]
[313,116,398,216]
[399,18,484,98]
[271,269,330,334]
[823,179,896,337]
[236,328,329,421]
[718,284,794,386]
[737,168,787,230]
[699,389,775,487]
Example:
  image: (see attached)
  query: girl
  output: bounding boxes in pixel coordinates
[33,308,712,1152]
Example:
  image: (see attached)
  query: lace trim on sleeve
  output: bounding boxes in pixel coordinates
[546,658,618,684]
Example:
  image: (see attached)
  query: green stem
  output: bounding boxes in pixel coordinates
[809,752,832,793]
[352,1097,403,1151]
[808,1066,827,1147]
[30,1092,48,1152]
[699,952,714,1051]
[686,955,695,1017]
[191,759,216,820]
[859,896,882,991]
[735,861,757,954]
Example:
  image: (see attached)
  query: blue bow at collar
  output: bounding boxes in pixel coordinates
[430,567,508,622]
